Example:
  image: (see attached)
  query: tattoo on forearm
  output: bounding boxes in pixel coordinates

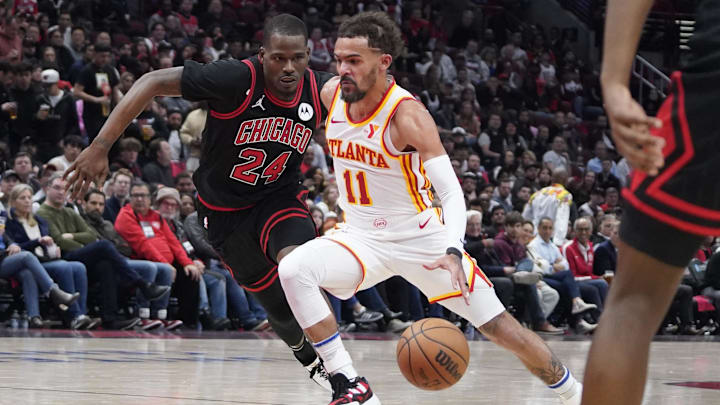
[531,355,566,385]
[93,137,111,151]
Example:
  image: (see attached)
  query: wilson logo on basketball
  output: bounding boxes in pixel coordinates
[435,349,463,381]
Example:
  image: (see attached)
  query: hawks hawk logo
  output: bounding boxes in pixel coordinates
[298,102,313,121]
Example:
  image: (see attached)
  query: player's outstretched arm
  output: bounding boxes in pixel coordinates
[393,101,470,304]
[602,0,664,176]
[65,67,183,199]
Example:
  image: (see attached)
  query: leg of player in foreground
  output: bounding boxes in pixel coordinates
[279,237,583,404]
[582,241,686,404]
[582,0,701,403]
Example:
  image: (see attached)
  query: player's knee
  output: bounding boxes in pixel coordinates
[278,246,315,290]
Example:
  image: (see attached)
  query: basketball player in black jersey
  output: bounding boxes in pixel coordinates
[583,1,720,404]
[65,14,333,389]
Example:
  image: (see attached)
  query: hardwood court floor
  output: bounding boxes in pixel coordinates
[0,330,718,404]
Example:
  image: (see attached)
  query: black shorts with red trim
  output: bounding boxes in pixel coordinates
[196,186,316,290]
[620,70,719,267]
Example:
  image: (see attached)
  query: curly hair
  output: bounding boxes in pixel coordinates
[337,11,403,60]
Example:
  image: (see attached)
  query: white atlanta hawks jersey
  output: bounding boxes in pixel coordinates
[325,79,441,230]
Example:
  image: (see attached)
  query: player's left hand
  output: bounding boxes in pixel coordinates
[424,255,470,305]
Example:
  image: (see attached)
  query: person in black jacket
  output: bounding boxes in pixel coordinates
[33,69,78,162]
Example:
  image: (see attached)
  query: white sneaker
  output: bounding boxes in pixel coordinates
[387,319,413,333]
[571,299,597,315]
[576,319,597,334]
[560,382,582,405]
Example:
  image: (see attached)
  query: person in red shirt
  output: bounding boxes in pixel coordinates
[176,0,199,37]
[563,217,609,316]
[115,182,204,326]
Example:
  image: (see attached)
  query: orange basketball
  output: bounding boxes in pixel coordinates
[396,318,470,390]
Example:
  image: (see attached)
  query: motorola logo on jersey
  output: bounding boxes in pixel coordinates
[298,102,314,121]
[233,117,313,153]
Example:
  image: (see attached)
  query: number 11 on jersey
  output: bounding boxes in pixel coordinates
[343,170,372,206]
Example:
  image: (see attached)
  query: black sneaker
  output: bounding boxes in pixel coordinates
[329,373,380,405]
[139,282,171,301]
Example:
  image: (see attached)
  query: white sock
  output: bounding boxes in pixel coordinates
[548,366,580,400]
[313,331,358,379]
[139,308,150,319]
[157,309,167,320]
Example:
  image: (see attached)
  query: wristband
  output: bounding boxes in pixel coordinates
[446,247,463,259]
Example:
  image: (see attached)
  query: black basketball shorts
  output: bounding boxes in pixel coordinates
[620,70,720,267]
[196,187,317,290]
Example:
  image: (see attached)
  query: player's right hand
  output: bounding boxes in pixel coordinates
[424,255,470,306]
[602,83,665,176]
[64,144,110,200]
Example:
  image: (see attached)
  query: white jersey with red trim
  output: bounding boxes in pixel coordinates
[325,79,440,231]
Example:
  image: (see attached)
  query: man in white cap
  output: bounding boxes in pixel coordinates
[35,68,78,162]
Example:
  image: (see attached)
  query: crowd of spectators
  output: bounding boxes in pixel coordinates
[0,0,716,335]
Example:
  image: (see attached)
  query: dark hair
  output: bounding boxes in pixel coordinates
[119,137,142,152]
[490,205,506,215]
[130,181,149,193]
[13,61,33,74]
[175,171,192,184]
[71,25,85,34]
[469,197,484,207]
[337,11,403,59]
[262,14,308,46]
[84,188,106,202]
[94,43,112,54]
[148,138,165,160]
[538,216,554,227]
[13,151,32,165]
[63,135,84,148]
[505,211,524,226]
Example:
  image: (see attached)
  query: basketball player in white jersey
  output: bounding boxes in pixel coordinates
[278,12,583,405]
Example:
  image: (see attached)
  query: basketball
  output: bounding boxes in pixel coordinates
[396,318,470,390]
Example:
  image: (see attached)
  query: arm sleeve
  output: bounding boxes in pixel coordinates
[422,154,466,251]
[114,211,167,263]
[180,59,249,108]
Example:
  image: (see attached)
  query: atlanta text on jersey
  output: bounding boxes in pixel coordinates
[233,117,313,153]
[327,138,391,169]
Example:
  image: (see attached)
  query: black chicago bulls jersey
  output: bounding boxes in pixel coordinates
[181,56,332,209]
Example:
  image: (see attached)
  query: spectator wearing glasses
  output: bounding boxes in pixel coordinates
[103,169,133,223]
[528,217,598,334]
[563,217,609,318]
[115,182,203,327]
